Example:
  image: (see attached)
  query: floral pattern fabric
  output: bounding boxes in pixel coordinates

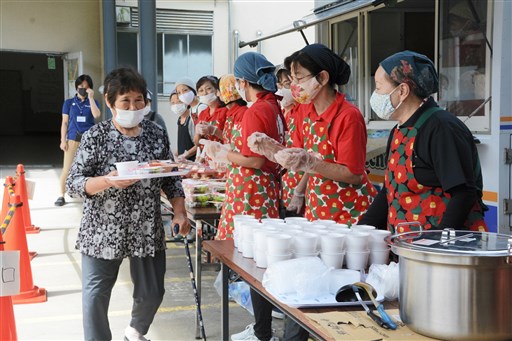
[281,108,303,207]
[303,117,377,225]
[216,105,280,240]
[385,108,487,233]
[66,120,184,259]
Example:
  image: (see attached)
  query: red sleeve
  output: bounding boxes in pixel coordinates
[330,107,367,175]
[241,106,269,158]
[197,108,209,124]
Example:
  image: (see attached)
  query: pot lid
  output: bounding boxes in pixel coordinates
[388,228,512,256]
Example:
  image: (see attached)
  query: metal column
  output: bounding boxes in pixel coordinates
[138,0,158,113]
[102,0,117,119]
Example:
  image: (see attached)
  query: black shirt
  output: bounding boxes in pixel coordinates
[360,97,483,230]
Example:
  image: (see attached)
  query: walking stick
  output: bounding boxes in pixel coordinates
[174,224,207,340]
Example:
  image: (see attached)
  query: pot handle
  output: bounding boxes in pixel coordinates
[394,221,423,234]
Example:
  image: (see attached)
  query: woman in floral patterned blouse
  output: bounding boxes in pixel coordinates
[66,67,190,341]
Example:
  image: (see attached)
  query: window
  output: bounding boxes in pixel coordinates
[116,7,213,95]
[158,33,212,94]
[438,0,491,133]
[331,16,359,106]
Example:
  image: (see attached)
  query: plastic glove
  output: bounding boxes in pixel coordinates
[200,139,230,163]
[196,123,216,136]
[247,132,284,162]
[287,191,305,214]
[274,148,322,172]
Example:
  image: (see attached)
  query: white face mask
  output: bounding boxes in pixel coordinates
[171,103,187,116]
[114,107,146,128]
[369,86,402,120]
[143,105,152,116]
[275,88,295,108]
[235,81,247,102]
[179,91,195,105]
[199,92,217,105]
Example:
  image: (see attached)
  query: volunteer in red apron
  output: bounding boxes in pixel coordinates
[275,68,304,217]
[194,75,227,145]
[271,44,377,226]
[204,52,283,341]
[216,74,248,240]
[358,51,488,233]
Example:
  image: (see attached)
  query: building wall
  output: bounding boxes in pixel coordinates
[0,1,104,107]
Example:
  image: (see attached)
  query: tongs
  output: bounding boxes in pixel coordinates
[353,282,397,330]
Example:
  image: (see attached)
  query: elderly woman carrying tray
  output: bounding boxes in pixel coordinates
[66,67,190,341]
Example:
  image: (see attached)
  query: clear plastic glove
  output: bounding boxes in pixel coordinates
[196,123,216,136]
[176,154,187,162]
[274,148,322,172]
[287,191,305,214]
[200,139,230,163]
[247,132,284,162]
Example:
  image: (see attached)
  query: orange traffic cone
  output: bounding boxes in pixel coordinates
[2,177,37,260]
[3,195,46,304]
[1,177,16,223]
[15,164,40,234]
[0,232,18,341]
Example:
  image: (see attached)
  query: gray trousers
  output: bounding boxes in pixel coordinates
[81,251,166,341]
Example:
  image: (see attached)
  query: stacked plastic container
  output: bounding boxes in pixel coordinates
[232,217,392,271]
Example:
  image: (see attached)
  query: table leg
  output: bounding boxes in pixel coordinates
[221,262,229,341]
[195,219,202,339]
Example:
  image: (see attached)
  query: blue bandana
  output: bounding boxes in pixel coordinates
[234,52,277,92]
[380,51,439,98]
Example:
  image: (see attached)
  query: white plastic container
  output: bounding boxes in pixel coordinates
[369,247,391,265]
[320,252,345,269]
[115,161,139,176]
[293,232,318,253]
[345,250,370,270]
[320,233,346,253]
[345,232,370,252]
[267,253,292,266]
[285,217,308,224]
[266,233,292,255]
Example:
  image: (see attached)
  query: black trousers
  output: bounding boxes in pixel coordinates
[250,288,274,341]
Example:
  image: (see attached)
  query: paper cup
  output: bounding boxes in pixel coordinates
[115,161,139,176]
[285,217,308,224]
[294,251,319,258]
[313,219,337,226]
[255,249,267,268]
[242,240,254,259]
[293,232,318,253]
[351,224,377,232]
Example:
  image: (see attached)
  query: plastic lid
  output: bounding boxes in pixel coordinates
[389,229,512,256]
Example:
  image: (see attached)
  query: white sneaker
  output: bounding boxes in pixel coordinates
[124,326,149,341]
[231,323,257,340]
[231,323,279,341]
[271,309,285,320]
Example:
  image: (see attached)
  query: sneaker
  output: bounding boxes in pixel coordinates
[231,323,256,341]
[271,308,285,320]
[54,197,65,206]
[124,326,149,341]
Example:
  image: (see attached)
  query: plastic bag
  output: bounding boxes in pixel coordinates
[214,272,254,315]
[262,257,329,297]
[366,261,400,300]
[295,267,331,300]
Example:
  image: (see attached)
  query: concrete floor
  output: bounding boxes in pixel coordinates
[1,166,286,341]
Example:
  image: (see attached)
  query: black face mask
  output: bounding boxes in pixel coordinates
[78,88,88,97]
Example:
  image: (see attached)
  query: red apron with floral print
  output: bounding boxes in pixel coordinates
[281,109,303,207]
[216,122,280,240]
[385,107,487,234]
[303,117,377,225]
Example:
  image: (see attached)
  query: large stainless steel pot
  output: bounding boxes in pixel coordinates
[388,228,512,341]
